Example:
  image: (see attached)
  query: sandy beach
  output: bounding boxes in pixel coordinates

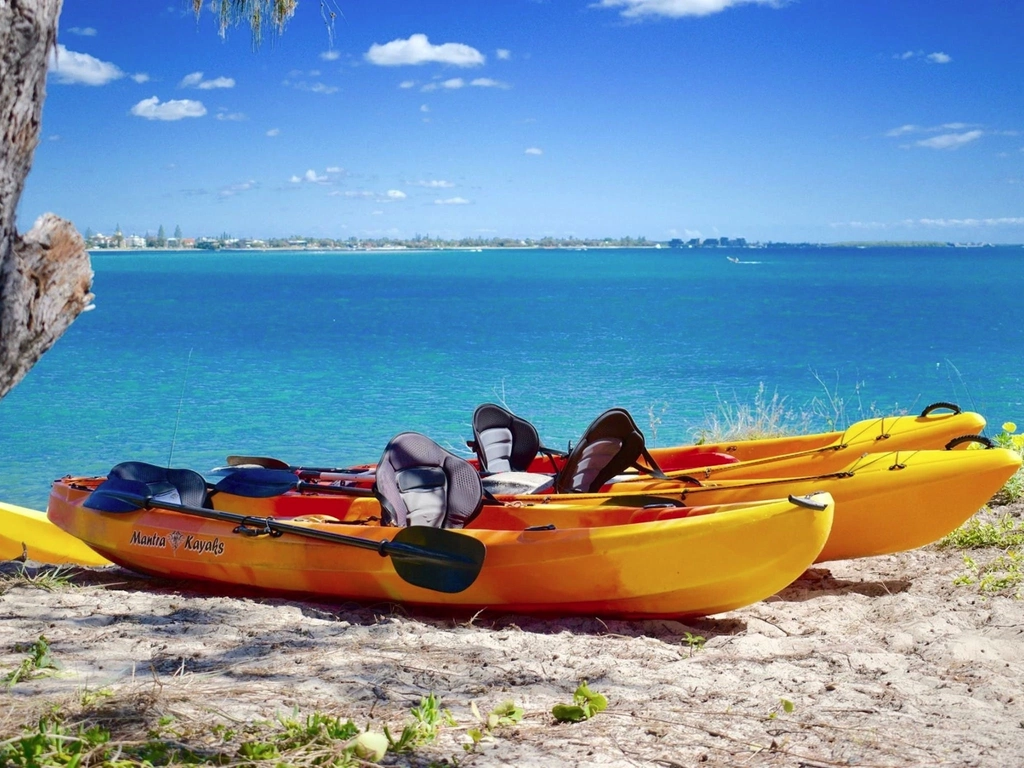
[3,502,1023,767]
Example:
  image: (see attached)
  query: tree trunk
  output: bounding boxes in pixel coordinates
[0,0,92,400]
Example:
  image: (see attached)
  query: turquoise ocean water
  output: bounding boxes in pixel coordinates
[2,245,1022,511]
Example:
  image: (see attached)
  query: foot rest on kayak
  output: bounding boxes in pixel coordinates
[481,472,555,495]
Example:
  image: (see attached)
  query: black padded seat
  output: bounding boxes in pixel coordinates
[107,461,210,508]
[554,408,668,494]
[468,403,543,473]
[374,432,484,529]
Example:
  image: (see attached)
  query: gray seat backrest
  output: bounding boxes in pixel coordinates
[469,403,542,473]
[374,432,484,529]
[554,408,666,493]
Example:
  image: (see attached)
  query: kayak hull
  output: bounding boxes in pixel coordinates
[0,500,111,565]
[210,447,1021,563]
[47,481,833,618]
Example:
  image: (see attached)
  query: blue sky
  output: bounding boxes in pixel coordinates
[17,0,1024,243]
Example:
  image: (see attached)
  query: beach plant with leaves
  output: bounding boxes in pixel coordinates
[464,700,525,752]
[941,507,1024,600]
[3,635,60,688]
[0,692,471,768]
[988,422,1024,504]
[552,681,609,723]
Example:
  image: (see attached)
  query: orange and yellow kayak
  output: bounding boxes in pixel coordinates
[252,407,986,490]
[47,480,833,618]
[211,446,1021,563]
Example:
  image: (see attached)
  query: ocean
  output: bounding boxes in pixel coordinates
[2,245,1022,511]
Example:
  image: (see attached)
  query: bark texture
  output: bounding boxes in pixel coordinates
[1,0,92,400]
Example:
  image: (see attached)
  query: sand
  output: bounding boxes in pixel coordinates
[3,504,1024,767]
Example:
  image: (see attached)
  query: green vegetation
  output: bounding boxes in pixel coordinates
[939,514,1024,550]
[767,698,796,720]
[682,632,707,655]
[464,700,525,753]
[954,552,1024,598]
[551,681,609,723]
[0,564,77,595]
[3,636,61,688]
[987,422,1024,504]
[0,692,527,767]
[693,383,817,442]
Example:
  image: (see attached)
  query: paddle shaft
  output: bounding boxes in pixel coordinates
[96,491,475,568]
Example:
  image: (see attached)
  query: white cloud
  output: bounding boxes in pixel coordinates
[365,33,485,67]
[326,166,344,174]
[421,104,430,112]
[267,128,281,137]
[435,197,470,205]
[471,77,510,89]
[886,124,919,137]
[525,147,543,155]
[895,50,953,64]
[496,49,511,60]
[917,217,1024,227]
[595,0,785,19]
[320,50,341,61]
[832,217,1024,229]
[399,80,417,89]
[131,73,150,83]
[304,169,328,183]
[289,175,302,183]
[285,79,339,94]
[386,190,407,199]
[219,180,257,198]
[67,27,97,36]
[421,78,467,92]
[130,96,206,121]
[48,44,124,85]
[180,71,235,89]
[916,130,983,149]
[199,76,235,89]
[216,110,246,121]
[413,179,454,188]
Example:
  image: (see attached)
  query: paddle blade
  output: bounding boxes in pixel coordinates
[213,468,299,497]
[387,526,486,594]
[227,455,291,469]
[84,478,154,512]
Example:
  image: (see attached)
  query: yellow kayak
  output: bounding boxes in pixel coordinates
[47,476,834,618]
[204,446,1020,564]
[0,500,111,565]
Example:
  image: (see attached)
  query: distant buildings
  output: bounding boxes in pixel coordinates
[668,237,749,248]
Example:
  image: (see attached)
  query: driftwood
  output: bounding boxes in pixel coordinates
[0,0,93,399]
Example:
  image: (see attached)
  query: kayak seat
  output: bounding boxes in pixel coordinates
[374,432,484,529]
[107,461,211,508]
[554,408,668,493]
[468,403,566,473]
[468,403,541,473]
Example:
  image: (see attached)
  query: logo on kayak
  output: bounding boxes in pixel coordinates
[129,529,167,549]
[129,529,225,557]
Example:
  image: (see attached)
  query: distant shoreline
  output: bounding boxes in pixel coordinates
[88,241,1022,255]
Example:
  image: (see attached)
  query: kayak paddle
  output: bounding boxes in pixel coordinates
[84,478,485,594]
